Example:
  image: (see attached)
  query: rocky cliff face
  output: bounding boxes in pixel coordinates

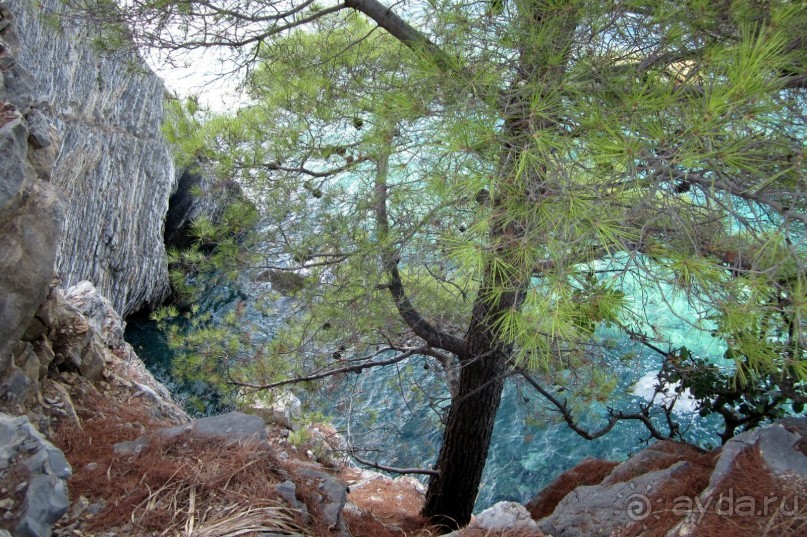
[0,2,64,385]
[8,0,175,317]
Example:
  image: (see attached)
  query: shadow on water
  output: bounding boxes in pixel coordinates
[125,311,234,417]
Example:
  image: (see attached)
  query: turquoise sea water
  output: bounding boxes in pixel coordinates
[125,273,726,511]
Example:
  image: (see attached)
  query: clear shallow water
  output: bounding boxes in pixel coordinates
[125,274,725,511]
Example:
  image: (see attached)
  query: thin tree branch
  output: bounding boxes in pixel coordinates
[264,156,371,178]
[373,131,467,357]
[231,345,429,390]
[646,160,807,227]
[162,3,349,50]
[517,369,669,441]
[350,449,439,476]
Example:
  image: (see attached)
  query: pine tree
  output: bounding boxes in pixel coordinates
[86,0,807,528]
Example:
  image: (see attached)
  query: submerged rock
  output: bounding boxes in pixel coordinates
[256,269,311,295]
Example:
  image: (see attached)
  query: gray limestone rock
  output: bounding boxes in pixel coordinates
[275,480,311,524]
[27,126,57,182]
[0,50,33,105]
[0,9,64,397]
[0,115,63,368]
[32,339,54,378]
[243,390,302,430]
[601,445,685,486]
[297,465,348,533]
[10,343,41,402]
[667,419,807,537]
[538,461,693,537]
[0,116,28,214]
[16,474,70,537]
[113,412,265,459]
[276,480,301,507]
[42,289,106,382]
[757,421,807,478]
[161,411,267,444]
[112,436,149,457]
[0,364,31,406]
[0,412,71,537]
[64,281,126,350]
[699,419,807,502]
[4,0,247,318]
[10,0,176,316]
[471,501,538,532]
[23,108,49,149]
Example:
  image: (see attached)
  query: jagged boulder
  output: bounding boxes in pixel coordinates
[0,112,61,363]
[525,457,618,520]
[63,281,126,350]
[0,412,71,537]
[472,501,539,532]
[667,418,807,537]
[161,411,267,443]
[537,460,700,537]
[274,479,311,525]
[59,282,188,423]
[39,288,105,381]
[114,411,267,456]
[295,464,348,535]
[242,389,303,430]
[530,421,807,537]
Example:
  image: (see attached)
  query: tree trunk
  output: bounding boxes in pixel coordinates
[355,0,579,529]
[421,345,507,528]
[422,279,520,529]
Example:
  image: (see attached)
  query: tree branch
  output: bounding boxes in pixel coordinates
[160,2,349,50]
[344,0,458,74]
[517,369,670,441]
[350,449,439,476]
[373,131,467,357]
[645,159,807,227]
[231,345,429,390]
[264,156,370,178]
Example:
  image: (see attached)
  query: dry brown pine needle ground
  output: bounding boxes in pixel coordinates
[52,388,441,536]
